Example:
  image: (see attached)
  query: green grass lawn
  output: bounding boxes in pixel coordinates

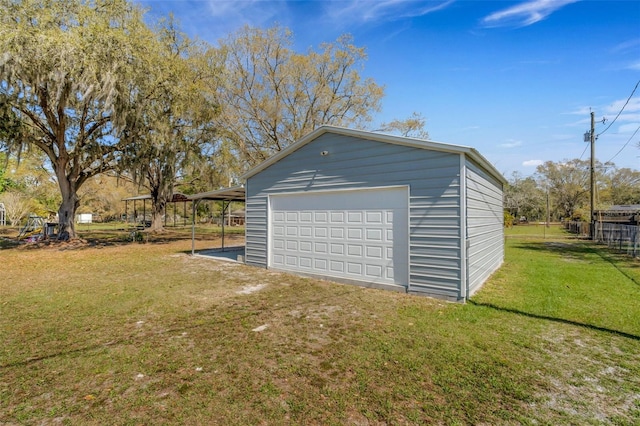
[1,225,639,424]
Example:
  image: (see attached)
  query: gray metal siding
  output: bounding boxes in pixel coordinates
[245,133,463,298]
[465,158,504,296]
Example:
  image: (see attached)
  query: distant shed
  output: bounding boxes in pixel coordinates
[594,205,640,225]
[241,126,506,301]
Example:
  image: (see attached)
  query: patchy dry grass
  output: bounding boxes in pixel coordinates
[1,226,639,425]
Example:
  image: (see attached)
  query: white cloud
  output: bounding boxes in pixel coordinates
[612,38,640,54]
[551,134,575,141]
[617,122,640,134]
[564,97,640,131]
[523,159,543,167]
[140,1,292,44]
[605,97,640,115]
[564,106,592,116]
[500,139,522,148]
[323,0,454,25]
[481,0,580,28]
[627,61,640,71]
[205,0,291,36]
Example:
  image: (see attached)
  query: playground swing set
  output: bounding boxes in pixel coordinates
[17,214,58,242]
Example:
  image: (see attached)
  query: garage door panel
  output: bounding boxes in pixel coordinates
[330,227,344,238]
[300,241,312,252]
[330,212,344,222]
[315,259,327,270]
[348,211,363,223]
[286,240,297,250]
[286,255,297,266]
[366,246,383,258]
[365,264,383,278]
[366,228,382,241]
[315,212,327,222]
[347,262,362,274]
[330,260,345,273]
[330,243,344,255]
[300,226,312,237]
[300,257,312,268]
[315,227,327,238]
[314,242,328,253]
[347,244,363,256]
[270,188,408,287]
[347,228,363,240]
[386,266,394,279]
[386,229,393,241]
[366,211,383,223]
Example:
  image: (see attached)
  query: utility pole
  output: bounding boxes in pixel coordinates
[590,111,596,239]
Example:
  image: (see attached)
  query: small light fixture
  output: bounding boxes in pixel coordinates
[320,150,329,156]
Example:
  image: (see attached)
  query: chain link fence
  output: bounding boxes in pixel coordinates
[564,221,639,258]
[563,221,589,237]
[594,222,639,258]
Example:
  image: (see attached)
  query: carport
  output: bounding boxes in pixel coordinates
[122,193,190,228]
[188,185,246,255]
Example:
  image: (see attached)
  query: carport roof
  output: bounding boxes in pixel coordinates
[187,185,245,202]
[123,187,245,203]
[123,193,190,202]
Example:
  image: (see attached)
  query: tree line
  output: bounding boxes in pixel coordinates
[2,1,636,238]
[0,0,403,238]
[504,159,640,225]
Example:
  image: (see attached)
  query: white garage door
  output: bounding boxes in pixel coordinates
[269,186,408,287]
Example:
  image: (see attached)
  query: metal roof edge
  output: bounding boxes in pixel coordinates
[241,125,506,185]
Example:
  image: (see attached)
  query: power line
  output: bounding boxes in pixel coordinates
[606,124,640,163]
[597,79,640,137]
[579,140,589,160]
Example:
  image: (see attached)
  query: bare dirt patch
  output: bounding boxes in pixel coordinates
[532,326,640,423]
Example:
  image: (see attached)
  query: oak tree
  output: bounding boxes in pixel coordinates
[214,26,384,167]
[119,20,219,231]
[536,159,590,220]
[380,112,430,139]
[0,0,153,239]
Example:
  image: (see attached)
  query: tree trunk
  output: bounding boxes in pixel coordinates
[57,177,79,241]
[148,197,166,233]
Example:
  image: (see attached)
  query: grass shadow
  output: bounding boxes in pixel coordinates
[468,299,640,341]
[513,240,640,286]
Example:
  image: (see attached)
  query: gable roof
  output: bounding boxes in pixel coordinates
[241,126,506,184]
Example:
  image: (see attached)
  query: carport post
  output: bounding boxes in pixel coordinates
[191,199,201,255]
[221,200,227,252]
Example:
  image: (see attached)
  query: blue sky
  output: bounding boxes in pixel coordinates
[137,0,640,177]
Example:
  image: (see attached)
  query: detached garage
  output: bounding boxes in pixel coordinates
[241,126,505,301]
